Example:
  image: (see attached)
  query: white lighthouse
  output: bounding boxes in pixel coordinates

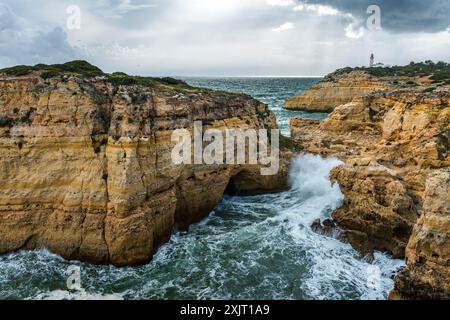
[369,53,385,68]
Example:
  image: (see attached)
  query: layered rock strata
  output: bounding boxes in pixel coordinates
[290,87,449,299]
[284,71,391,112]
[390,170,449,299]
[0,74,290,266]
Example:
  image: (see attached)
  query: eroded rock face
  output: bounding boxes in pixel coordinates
[390,169,450,300]
[291,87,449,298]
[284,71,390,112]
[0,75,289,266]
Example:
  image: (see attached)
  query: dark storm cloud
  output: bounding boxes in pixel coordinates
[0,3,78,67]
[1,0,450,75]
[302,0,450,33]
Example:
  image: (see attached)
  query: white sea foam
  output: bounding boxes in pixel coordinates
[30,289,124,300]
[274,154,403,299]
[0,154,404,300]
[286,153,344,224]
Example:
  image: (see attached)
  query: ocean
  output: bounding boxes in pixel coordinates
[0,78,403,300]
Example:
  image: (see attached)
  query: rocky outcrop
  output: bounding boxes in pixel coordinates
[291,87,449,298]
[284,71,391,112]
[390,169,450,300]
[0,73,290,266]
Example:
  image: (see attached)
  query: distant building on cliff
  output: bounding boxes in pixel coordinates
[369,53,385,67]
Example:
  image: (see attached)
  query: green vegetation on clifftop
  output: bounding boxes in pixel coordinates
[324,60,450,84]
[0,61,257,100]
[0,60,104,78]
[0,60,192,89]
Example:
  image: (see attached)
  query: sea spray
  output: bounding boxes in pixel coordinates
[286,153,344,225]
[0,154,403,300]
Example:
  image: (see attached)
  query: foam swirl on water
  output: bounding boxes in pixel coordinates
[0,154,403,300]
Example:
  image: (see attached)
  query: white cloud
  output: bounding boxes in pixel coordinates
[272,22,294,32]
[115,0,157,13]
[344,23,365,39]
[292,3,365,39]
[293,3,340,16]
[85,0,158,20]
[0,0,449,76]
[266,0,294,7]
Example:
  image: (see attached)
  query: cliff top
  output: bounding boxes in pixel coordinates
[0,60,193,88]
[0,60,247,98]
[323,60,450,86]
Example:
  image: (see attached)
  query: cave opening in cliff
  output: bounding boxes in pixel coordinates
[224,175,239,196]
[224,170,261,197]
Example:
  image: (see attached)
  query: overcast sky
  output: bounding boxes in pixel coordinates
[1,0,450,76]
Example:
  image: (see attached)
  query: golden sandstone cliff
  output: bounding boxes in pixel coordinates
[291,87,449,299]
[284,71,391,112]
[1,60,448,299]
[0,69,290,266]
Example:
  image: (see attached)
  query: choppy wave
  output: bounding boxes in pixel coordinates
[0,154,403,300]
[182,77,327,136]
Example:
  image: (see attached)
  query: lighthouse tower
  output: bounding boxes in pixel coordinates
[370,53,375,67]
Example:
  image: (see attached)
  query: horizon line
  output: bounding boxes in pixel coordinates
[171,75,325,78]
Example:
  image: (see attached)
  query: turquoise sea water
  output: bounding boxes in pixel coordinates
[0,78,403,300]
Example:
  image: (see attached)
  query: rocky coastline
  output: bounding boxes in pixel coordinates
[0,62,291,266]
[290,71,449,299]
[0,61,448,300]
[284,71,391,112]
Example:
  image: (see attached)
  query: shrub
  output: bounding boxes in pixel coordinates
[19,108,36,125]
[0,60,104,78]
[160,77,188,86]
[0,65,34,76]
[107,76,138,86]
[0,117,13,127]
[40,71,58,79]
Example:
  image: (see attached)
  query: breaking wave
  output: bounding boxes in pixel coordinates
[0,154,403,300]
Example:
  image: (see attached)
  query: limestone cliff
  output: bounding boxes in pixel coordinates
[390,170,449,299]
[0,69,290,266]
[284,71,391,112]
[291,87,449,299]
